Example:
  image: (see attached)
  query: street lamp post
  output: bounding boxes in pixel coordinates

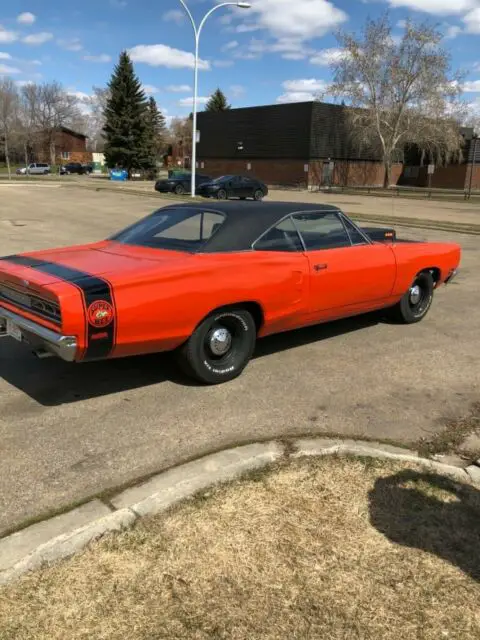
[177,0,251,197]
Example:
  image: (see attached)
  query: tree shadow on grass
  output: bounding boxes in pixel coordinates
[368,470,480,583]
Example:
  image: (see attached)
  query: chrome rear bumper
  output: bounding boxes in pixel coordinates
[0,306,77,362]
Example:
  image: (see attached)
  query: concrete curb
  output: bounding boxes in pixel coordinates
[0,438,477,586]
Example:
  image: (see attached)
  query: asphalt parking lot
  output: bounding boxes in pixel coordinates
[0,185,478,535]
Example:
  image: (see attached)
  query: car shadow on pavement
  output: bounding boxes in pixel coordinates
[368,469,480,583]
[0,312,382,406]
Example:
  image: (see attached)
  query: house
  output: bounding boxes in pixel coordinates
[196,101,478,190]
[36,127,93,165]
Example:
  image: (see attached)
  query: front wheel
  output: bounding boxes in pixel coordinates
[390,272,434,324]
[177,308,256,384]
[216,189,227,200]
[174,184,185,195]
[253,189,264,201]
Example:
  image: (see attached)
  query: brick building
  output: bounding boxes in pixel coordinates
[196,101,478,190]
[36,127,92,165]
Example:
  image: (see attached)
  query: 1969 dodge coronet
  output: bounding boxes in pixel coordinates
[0,202,460,384]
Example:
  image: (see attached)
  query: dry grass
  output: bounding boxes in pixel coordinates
[1,456,480,640]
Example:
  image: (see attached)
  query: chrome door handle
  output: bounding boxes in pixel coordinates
[313,263,328,272]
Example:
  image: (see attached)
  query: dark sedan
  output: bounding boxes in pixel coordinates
[59,163,90,175]
[155,173,211,196]
[196,175,268,200]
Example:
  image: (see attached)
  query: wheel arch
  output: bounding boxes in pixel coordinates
[199,301,265,333]
[417,267,441,285]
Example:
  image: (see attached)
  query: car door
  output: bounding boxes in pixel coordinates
[291,211,397,320]
[228,176,244,198]
[252,216,310,334]
[28,163,36,174]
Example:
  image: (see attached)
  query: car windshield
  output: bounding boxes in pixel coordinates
[110,207,226,252]
[211,175,233,183]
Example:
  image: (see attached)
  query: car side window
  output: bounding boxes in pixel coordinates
[253,217,303,252]
[292,212,351,251]
[341,217,369,245]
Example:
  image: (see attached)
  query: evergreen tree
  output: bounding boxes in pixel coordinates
[143,97,167,177]
[103,51,148,176]
[205,88,231,112]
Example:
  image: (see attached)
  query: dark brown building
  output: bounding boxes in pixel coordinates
[196,101,478,190]
[36,127,92,165]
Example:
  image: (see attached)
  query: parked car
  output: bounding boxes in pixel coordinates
[82,163,94,174]
[16,163,51,176]
[155,173,212,195]
[59,163,89,175]
[0,202,460,385]
[197,175,268,200]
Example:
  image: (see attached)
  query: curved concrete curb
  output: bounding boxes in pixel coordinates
[0,438,478,586]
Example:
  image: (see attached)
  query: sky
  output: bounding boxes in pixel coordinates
[0,0,479,123]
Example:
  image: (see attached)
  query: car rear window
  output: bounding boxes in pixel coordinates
[110,208,226,252]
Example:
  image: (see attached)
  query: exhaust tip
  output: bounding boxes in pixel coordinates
[32,348,54,359]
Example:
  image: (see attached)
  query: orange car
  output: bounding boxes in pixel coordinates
[0,202,460,384]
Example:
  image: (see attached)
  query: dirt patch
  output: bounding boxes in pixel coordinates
[418,403,480,461]
[1,456,480,639]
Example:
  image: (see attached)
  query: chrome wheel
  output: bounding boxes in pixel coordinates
[409,284,421,305]
[208,326,232,356]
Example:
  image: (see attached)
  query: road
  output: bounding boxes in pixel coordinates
[0,185,478,535]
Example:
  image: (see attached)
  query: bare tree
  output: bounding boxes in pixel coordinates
[17,83,41,171]
[327,15,465,186]
[84,86,110,152]
[168,117,192,165]
[35,82,81,164]
[0,79,19,179]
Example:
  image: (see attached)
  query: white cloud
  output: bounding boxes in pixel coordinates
[234,37,314,61]
[166,84,192,92]
[0,27,18,43]
[277,91,317,103]
[236,24,262,33]
[15,79,33,87]
[213,59,234,67]
[309,47,346,66]
[464,7,480,32]
[142,84,160,94]
[222,40,239,51]
[244,0,347,40]
[68,90,90,100]
[230,84,245,97]
[17,12,36,25]
[387,0,476,15]
[110,0,127,7]
[444,24,462,38]
[163,9,185,24]
[0,63,21,74]
[57,38,83,51]
[31,59,42,66]
[397,19,407,28]
[22,32,54,45]
[463,80,480,92]
[276,78,327,103]
[129,44,210,70]
[83,54,112,62]
[178,96,210,107]
[218,13,233,26]
[0,52,12,60]
[282,78,327,92]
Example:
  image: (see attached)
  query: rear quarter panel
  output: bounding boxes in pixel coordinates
[391,241,461,296]
[109,251,310,358]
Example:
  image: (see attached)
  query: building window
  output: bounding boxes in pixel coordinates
[61,151,71,160]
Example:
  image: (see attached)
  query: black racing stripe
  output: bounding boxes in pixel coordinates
[1,255,116,361]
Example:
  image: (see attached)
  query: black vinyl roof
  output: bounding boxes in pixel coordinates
[157,201,342,253]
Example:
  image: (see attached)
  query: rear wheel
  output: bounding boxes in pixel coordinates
[390,272,434,324]
[174,184,185,195]
[177,308,256,384]
[253,189,264,201]
[216,189,227,200]
[43,170,49,175]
